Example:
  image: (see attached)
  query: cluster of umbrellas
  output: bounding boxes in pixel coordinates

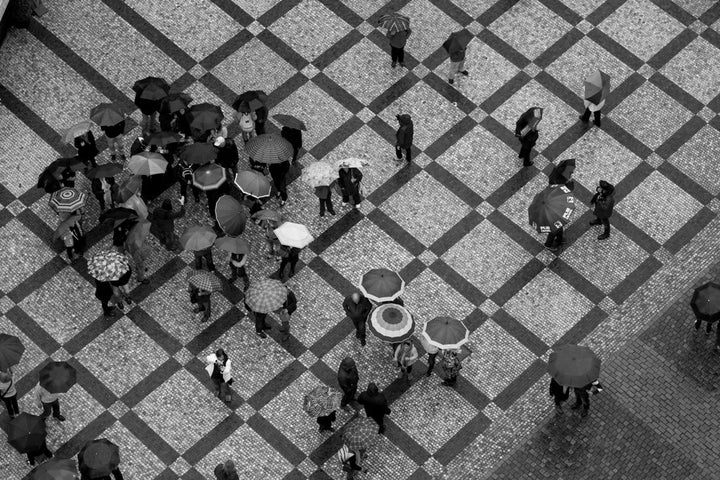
[15,436,121,480]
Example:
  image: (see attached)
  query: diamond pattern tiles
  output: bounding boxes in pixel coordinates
[1,0,720,479]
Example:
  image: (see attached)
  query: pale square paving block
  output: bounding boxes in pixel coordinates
[402,269,477,324]
[616,170,703,245]
[170,457,192,476]
[134,369,229,453]
[340,0,387,19]
[503,269,595,345]
[566,0,607,18]
[108,400,130,419]
[269,0,353,61]
[488,0,573,60]
[97,421,167,480]
[5,200,26,216]
[40,0,186,90]
[562,229,648,293]
[297,457,319,477]
[482,402,507,423]
[322,334,399,390]
[418,249,437,266]
[442,220,533,296]
[377,82,466,150]
[232,0,283,19]
[462,319,537,399]
[399,0,463,62]
[212,38,296,97]
[435,125,523,199]
[298,349,318,368]
[661,37,720,105]
[668,125,720,195]
[610,82,694,150]
[125,0,240,61]
[380,171,472,246]
[196,423,294,479]
[355,107,374,123]
[0,316,48,379]
[76,316,170,397]
[0,31,110,133]
[479,298,500,317]
[391,379,478,454]
[671,0,717,17]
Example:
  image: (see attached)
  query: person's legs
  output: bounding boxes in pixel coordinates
[458,59,467,75]
[100,298,114,316]
[211,376,222,396]
[593,110,601,127]
[288,257,298,277]
[194,252,203,270]
[95,193,106,211]
[319,198,327,216]
[254,314,266,336]
[544,231,557,248]
[352,193,361,207]
[448,60,460,81]
[398,47,405,66]
[598,218,610,239]
[41,401,52,418]
[519,144,531,165]
[238,266,249,291]
[50,399,63,419]
[390,46,399,66]
[3,395,20,417]
[204,251,215,272]
[326,193,335,214]
[199,298,211,322]
[395,146,403,160]
[580,107,591,122]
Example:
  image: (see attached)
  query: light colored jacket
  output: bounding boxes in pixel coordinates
[205,354,233,383]
[419,334,439,355]
[0,370,16,398]
[394,343,419,367]
[36,385,59,404]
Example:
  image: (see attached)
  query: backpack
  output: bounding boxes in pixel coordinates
[239,112,254,132]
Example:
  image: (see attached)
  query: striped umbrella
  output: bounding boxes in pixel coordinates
[180,143,218,165]
[49,188,87,213]
[188,272,222,292]
[359,268,404,302]
[548,344,601,388]
[62,121,93,144]
[215,195,248,236]
[39,361,76,394]
[30,457,78,480]
[303,385,342,417]
[245,278,287,313]
[234,170,272,198]
[369,303,415,343]
[422,317,468,350]
[377,12,410,35]
[245,134,293,164]
[528,185,575,233]
[128,152,168,176]
[0,333,24,370]
[215,236,250,255]
[87,250,130,282]
[89,103,123,127]
[193,163,227,191]
[180,225,217,251]
[343,416,378,451]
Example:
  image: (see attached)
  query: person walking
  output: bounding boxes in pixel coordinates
[123,222,150,285]
[357,383,391,434]
[343,292,372,347]
[110,266,133,310]
[194,246,216,272]
[101,117,126,162]
[263,218,281,259]
[61,214,86,262]
[440,350,461,387]
[395,114,413,166]
[281,126,302,164]
[189,284,212,323]
[244,299,272,339]
[589,180,615,240]
[394,340,418,382]
[0,368,20,419]
[445,33,469,84]
[571,383,591,417]
[177,160,201,204]
[36,384,66,422]
[315,184,336,217]
[74,131,99,169]
[205,348,233,403]
[228,252,250,291]
[275,246,300,281]
[516,124,538,167]
[579,97,603,128]
[419,334,438,377]
[337,357,359,410]
[388,26,411,68]
[95,280,118,318]
[338,444,363,479]
[269,160,290,207]
[149,199,185,252]
[91,176,118,212]
[214,460,240,480]
[338,166,363,208]
[278,287,297,343]
[549,377,570,414]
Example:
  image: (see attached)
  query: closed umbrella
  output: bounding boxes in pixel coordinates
[193,163,227,191]
[78,438,120,479]
[272,114,307,131]
[359,268,404,302]
[90,103,124,127]
[377,12,410,35]
[117,175,143,203]
[691,282,720,323]
[8,413,46,454]
[301,161,338,188]
[86,163,122,179]
[63,121,93,144]
[245,134,293,164]
[180,143,217,165]
[343,416,377,451]
[148,131,182,147]
[528,185,575,233]
[30,458,77,480]
[244,278,287,313]
[128,152,168,176]
[188,272,222,292]
[87,251,130,282]
[303,385,342,417]
[0,333,24,370]
[234,170,272,198]
[215,195,248,237]
[39,361,76,394]
[548,344,601,388]
[180,225,217,251]
[368,303,415,343]
[49,188,87,213]
[273,222,313,248]
[215,236,250,255]
[422,317,468,350]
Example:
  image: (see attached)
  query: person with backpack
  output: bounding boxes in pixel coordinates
[237,108,257,143]
[205,348,233,403]
[177,160,201,204]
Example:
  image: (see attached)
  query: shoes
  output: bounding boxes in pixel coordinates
[578,115,588,122]
[460,70,469,76]
[200,317,210,323]
[597,233,610,240]
[328,210,336,215]
[523,162,534,167]
[448,79,454,84]
[589,219,601,226]
[263,323,272,330]
[360,339,366,347]
[280,200,286,207]
[545,245,559,252]
[695,320,701,330]
[256,331,267,339]
[391,62,397,68]
[54,415,66,422]
[110,154,117,161]
[225,394,232,403]
[594,121,601,128]
[288,270,295,278]
[319,212,324,217]
[103,309,116,318]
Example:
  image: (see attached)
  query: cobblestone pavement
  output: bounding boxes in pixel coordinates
[0,0,719,479]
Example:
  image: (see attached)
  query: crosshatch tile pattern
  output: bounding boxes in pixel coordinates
[0,0,720,479]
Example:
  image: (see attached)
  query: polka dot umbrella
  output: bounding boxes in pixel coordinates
[48,187,87,213]
[369,303,415,343]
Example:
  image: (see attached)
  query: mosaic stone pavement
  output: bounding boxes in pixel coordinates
[0,0,720,479]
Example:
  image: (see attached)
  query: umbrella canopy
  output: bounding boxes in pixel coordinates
[117,175,143,203]
[52,214,82,240]
[180,143,218,165]
[90,103,124,127]
[99,207,138,225]
[245,278,287,313]
[215,236,250,255]
[40,158,85,181]
[245,134,293,164]
[49,188,87,213]
[86,163,122,179]
[272,114,307,131]
[161,92,193,114]
[128,152,168,176]
[273,222,313,248]
[132,76,169,99]
[691,282,720,323]
[232,90,267,111]
[528,185,575,233]
[63,121,93,144]
[369,303,415,343]
[0,333,24,370]
[303,385,342,417]
[188,272,222,292]
[251,209,282,223]
[422,317,468,350]
[234,170,272,198]
[30,457,78,480]
[548,345,601,388]
[180,225,217,251]
[359,268,404,302]
[87,250,131,282]
[8,413,46,453]
[189,103,224,133]
[549,159,576,186]
[343,416,377,451]
[148,131,182,147]
[78,439,120,478]
[215,195,248,237]
[301,161,338,188]
[126,219,150,251]
[442,30,473,53]
[377,12,410,35]
[39,361,77,394]
[584,69,610,105]
[193,163,227,191]
[335,157,369,171]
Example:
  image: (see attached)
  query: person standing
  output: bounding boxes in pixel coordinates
[281,126,302,164]
[275,246,300,281]
[589,180,615,240]
[149,199,185,253]
[343,292,372,347]
[440,350,461,387]
[123,221,150,285]
[254,102,268,135]
[91,175,118,212]
[315,184,336,217]
[189,284,212,323]
[245,299,271,339]
[0,368,20,419]
[80,466,124,480]
[278,287,297,343]
[269,160,290,207]
[237,107,257,143]
[419,334,438,377]
[445,33,469,84]
[36,384,66,422]
[101,117,126,162]
[338,166,363,208]
[228,252,250,291]
[516,125,538,167]
[571,383,591,417]
[579,97,603,128]
[205,348,232,403]
[74,131,99,169]
[394,114,414,166]
[358,383,391,433]
[61,214,86,262]
[194,246,216,272]
[337,357,359,410]
[394,340,418,382]
[214,460,240,480]
[338,444,363,479]
[27,437,53,466]
[177,160,201,204]
[549,377,569,414]
[388,27,411,68]
[95,280,118,318]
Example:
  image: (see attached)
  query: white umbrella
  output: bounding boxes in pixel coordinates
[273,222,313,248]
[335,157,369,171]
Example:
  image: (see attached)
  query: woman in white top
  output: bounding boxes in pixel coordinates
[206,349,233,403]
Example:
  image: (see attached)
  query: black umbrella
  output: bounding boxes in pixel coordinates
[39,361,77,394]
[231,90,267,112]
[86,163,123,179]
[442,30,473,54]
[160,92,193,114]
[180,143,218,165]
[691,282,720,323]
[78,439,121,478]
[548,159,576,189]
[8,413,46,454]
[99,207,139,226]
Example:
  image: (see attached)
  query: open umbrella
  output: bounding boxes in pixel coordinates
[301,161,338,188]
[99,207,138,226]
[442,30,473,54]
[53,214,82,241]
[39,361,76,394]
[148,131,182,147]
[335,158,369,171]
[584,69,610,106]
[128,152,168,176]
[343,416,378,451]
[360,268,404,302]
[117,175,143,203]
[87,251,130,282]
[369,303,415,343]
[193,163,227,191]
[245,134,293,164]
[86,163,122,179]
[180,225,217,251]
[132,76,169,99]
[377,12,410,35]
[691,282,720,323]
[251,209,282,223]
[515,107,543,137]
[234,170,272,198]
[90,103,124,127]
[273,222,313,248]
[548,159,576,187]
[422,317,468,350]
[272,114,307,131]
[63,121,93,144]
[0,333,24,370]
[189,103,224,133]
[49,188,87,213]
[215,236,250,255]
[245,278,287,313]
[548,344,601,388]
[8,413,46,454]
[78,439,120,479]
[303,385,342,417]
[528,185,575,233]
[161,92,193,114]
[215,195,248,237]
[180,143,217,165]
[188,272,222,292]
[30,457,77,480]
[232,91,267,111]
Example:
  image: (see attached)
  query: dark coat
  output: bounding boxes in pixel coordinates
[549,378,569,402]
[216,140,240,170]
[388,29,411,48]
[94,280,113,302]
[74,132,98,161]
[101,120,125,139]
[343,294,372,320]
[338,168,362,196]
[284,290,297,315]
[337,358,359,392]
[281,126,303,150]
[150,204,185,235]
[519,129,538,150]
[90,177,118,198]
[214,464,240,480]
[314,185,330,199]
[591,181,615,219]
[395,114,413,148]
[269,161,290,183]
[357,390,391,419]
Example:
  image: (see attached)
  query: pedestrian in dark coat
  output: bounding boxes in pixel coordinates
[80,467,124,480]
[26,439,53,466]
[388,28,411,68]
[95,280,117,317]
[216,138,240,176]
[269,160,290,205]
[515,108,542,167]
[278,288,297,342]
[74,131,98,168]
[395,114,413,165]
[549,377,569,413]
[275,246,300,281]
[189,284,211,322]
[245,299,271,338]
[255,105,268,135]
[337,357,359,409]
[194,247,216,272]
[0,368,20,419]
[315,184,335,217]
[343,292,372,346]
[589,180,615,240]
[281,126,302,163]
[548,159,575,191]
[357,383,391,433]
[516,128,538,167]
[91,176,118,212]
[571,383,591,417]
[101,118,126,161]
[338,167,363,207]
[445,32,469,84]
[228,252,249,291]
[61,215,86,261]
[214,460,240,480]
[149,199,185,252]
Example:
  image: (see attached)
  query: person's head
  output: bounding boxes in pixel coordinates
[351,292,361,303]
[0,370,11,382]
[223,460,236,474]
[366,382,379,395]
[215,348,227,362]
[401,341,412,353]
